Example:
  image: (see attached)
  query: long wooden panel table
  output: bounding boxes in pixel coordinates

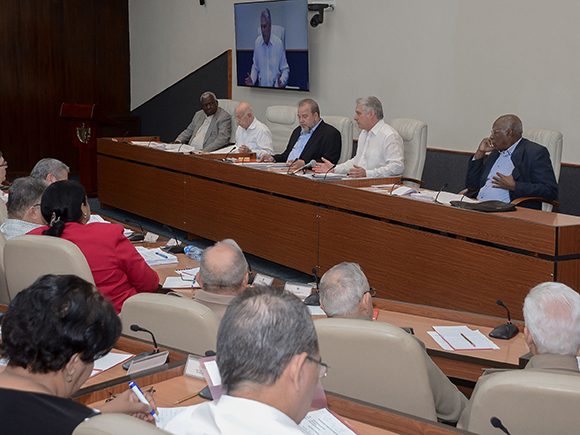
[97,138,580,319]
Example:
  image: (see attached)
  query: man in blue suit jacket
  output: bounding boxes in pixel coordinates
[465,114,558,209]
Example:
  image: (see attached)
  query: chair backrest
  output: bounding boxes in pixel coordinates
[0,199,7,225]
[218,99,240,144]
[120,293,220,355]
[325,115,353,163]
[315,318,437,420]
[466,370,580,435]
[389,118,428,183]
[0,233,9,304]
[523,128,563,181]
[73,414,171,435]
[4,235,94,300]
[265,105,298,153]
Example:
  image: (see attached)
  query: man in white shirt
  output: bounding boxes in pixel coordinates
[164,286,325,434]
[314,96,404,178]
[30,158,70,185]
[0,177,46,239]
[234,102,274,158]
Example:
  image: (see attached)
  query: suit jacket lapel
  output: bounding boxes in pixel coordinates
[509,138,526,181]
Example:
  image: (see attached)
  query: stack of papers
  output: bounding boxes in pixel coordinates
[91,352,133,377]
[299,408,356,434]
[428,325,500,351]
[87,214,134,238]
[163,276,199,288]
[136,247,178,266]
[285,283,314,300]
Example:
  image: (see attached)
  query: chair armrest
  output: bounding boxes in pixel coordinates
[510,196,560,209]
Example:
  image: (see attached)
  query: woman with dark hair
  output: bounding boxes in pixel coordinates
[0,274,155,434]
[27,180,159,312]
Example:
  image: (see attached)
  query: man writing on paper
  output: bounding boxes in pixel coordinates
[260,99,341,170]
[175,92,232,152]
[458,281,580,428]
[318,262,467,423]
[164,286,325,434]
[194,239,249,320]
[234,102,274,159]
[465,114,558,209]
[244,8,289,88]
[314,97,404,178]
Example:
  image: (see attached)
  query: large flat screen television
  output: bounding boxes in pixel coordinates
[234,0,309,91]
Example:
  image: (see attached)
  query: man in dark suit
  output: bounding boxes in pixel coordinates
[260,99,341,169]
[465,114,558,209]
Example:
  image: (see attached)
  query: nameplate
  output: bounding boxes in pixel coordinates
[184,355,205,380]
[127,350,168,375]
[253,273,274,286]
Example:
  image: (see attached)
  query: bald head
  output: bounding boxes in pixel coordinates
[319,262,373,319]
[491,114,523,151]
[235,102,255,129]
[198,239,249,295]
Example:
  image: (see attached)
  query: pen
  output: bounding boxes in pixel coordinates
[460,333,476,347]
[128,381,157,417]
[155,251,169,259]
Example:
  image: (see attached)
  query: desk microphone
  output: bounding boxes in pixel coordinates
[286,159,298,174]
[124,219,145,242]
[489,299,519,340]
[222,146,238,162]
[162,224,184,254]
[304,267,321,306]
[490,417,512,435]
[322,164,336,180]
[122,324,161,370]
[291,159,316,175]
[433,183,448,204]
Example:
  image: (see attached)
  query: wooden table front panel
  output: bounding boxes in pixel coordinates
[318,208,554,319]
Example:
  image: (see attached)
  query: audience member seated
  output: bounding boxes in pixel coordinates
[465,114,558,209]
[458,281,580,428]
[194,239,249,320]
[30,158,70,184]
[234,102,274,158]
[0,274,155,435]
[27,180,159,312]
[318,262,467,423]
[315,97,404,178]
[175,91,232,152]
[0,177,46,239]
[164,286,324,434]
[260,99,342,169]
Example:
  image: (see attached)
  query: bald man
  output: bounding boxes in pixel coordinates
[465,114,558,209]
[194,239,249,319]
[234,102,274,158]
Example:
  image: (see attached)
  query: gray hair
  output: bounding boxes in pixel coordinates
[260,8,272,23]
[217,286,318,392]
[199,239,248,293]
[523,282,580,355]
[30,158,69,182]
[200,91,217,103]
[356,96,384,120]
[298,98,320,116]
[6,177,46,219]
[319,262,370,317]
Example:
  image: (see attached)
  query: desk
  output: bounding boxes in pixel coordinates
[98,138,580,319]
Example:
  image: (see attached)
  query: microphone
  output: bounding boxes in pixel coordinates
[489,299,519,339]
[124,219,145,242]
[122,324,161,370]
[312,267,320,290]
[304,267,321,306]
[221,146,238,162]
[322,164,336,180]
[291,159,317,175]
[161,224,184,254]
[490,417,511,435]
[286,158,298,174]
[433,183,449,204]
[389,182,401,194]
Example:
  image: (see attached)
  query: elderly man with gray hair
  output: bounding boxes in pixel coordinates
[164,286,324,434]
[458,282,580,428]
[0,177,46,239]
[315,96,404,178]
[30,158,69,184]
[319,262,467,423]
[175,91,232,152]
[194,239,249,319]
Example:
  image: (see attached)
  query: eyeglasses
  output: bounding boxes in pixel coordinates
[365,287,377,297]
[306,355,329,378]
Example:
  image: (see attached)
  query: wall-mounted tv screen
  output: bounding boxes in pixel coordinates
[234,0,309,91]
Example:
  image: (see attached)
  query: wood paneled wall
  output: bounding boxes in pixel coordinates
[0,0,129,176]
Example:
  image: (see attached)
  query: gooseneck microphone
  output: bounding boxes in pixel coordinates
[433,183,449,204]
[162,224,184,254]
[291,159,317,175]
[489,299,519,339]
[490,417,512,435]
[222,146,238,162]
[122,324,161,370]
[322,164,336,180]
[124,219,145,242]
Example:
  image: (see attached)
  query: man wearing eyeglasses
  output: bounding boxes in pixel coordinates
[164,286,326,434]
[318,262,467,424]
[0,177,46,239]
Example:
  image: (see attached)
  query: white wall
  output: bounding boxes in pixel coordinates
[130,0,580,163]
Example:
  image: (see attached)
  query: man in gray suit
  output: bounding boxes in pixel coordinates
[175,91,231,152]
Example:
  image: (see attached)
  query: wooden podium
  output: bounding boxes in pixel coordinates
[60,103,98,195]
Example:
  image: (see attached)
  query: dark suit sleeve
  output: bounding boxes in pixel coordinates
[318,126,342,164]
[465,155,485,193]
[274,128,299,162]
[513,146,558,201]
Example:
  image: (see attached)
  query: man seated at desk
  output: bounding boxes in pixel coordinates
[314,96,404,178]
[30,158,70,185]
[465,114,558,209]
[458,281,580,428]
[0,177,46,239]
[318,262,467,423]
[164,286,324,434]
[234,102,274,159]
[260,98,341,170]
[194,239,249,320]
[175,92,232,152]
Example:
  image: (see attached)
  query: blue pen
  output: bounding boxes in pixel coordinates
[155,251,169,259]
[128,381,157,417]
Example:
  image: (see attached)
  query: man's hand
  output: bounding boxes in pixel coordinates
[100,389,157,424]
[259,154,275,162]
[348,165,367,178]
[474,137,494,160]
[313,157,335,174]
[492,172,516,191]
[238,145,251,154]
[289,159,305,171]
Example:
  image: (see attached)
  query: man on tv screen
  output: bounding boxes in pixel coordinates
[244,8,290,88]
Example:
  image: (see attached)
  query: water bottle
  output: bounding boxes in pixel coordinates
[183,245,204,261]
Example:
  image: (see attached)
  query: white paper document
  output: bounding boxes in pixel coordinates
[307,305,327,316]
[136,247,178,266]
[203,360,222,386]
[285,283,314,300]
[299,408,356,435]
[157,406,190,429]
[253,273,275,286]
[91,352,133,377]
[431,325,499,350]
[163,276,198,288]
[176,267,200,281]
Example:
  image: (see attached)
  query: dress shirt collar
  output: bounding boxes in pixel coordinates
[367,119,386,136]
[500,138,521,157]
[245,118,258,132]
